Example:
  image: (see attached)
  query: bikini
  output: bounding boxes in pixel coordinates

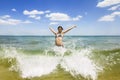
[55,33,64,47]
[55,33,63,38]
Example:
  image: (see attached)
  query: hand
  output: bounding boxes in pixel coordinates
[73,25,77,28]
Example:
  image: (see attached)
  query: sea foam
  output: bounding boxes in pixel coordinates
[61,48,102,80]
[1,46,102,80]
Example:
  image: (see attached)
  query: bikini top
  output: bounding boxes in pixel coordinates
[55,33,63,38]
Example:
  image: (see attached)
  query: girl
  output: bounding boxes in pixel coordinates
[49,25,76,47]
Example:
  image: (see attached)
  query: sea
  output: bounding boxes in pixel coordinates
[0,36,120,80]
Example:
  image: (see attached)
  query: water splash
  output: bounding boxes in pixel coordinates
[18,55,60,78]
[61,48,102,80]
[1,46,104,80]
[53,46,66,56]
[1,46,60,78]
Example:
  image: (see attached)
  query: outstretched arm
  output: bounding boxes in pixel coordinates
[49,27,56,35]
[63,25,76,34]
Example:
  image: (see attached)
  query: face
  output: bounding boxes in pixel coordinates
[58,27,63,32]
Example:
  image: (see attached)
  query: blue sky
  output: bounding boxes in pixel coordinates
[0,0,120,35]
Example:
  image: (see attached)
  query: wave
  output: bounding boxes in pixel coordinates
[0,46,120,80]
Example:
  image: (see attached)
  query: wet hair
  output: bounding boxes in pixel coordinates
[58,26,63,30]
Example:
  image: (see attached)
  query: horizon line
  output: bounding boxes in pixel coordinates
[0,35,120,37]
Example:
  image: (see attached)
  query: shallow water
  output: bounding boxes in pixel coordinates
[0,36,120,80]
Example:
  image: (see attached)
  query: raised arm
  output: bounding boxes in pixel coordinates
[49,27,56,35]
[63,25,76,34]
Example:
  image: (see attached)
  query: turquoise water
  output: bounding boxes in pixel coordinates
[0,36,120,80]
[1,36,120,53]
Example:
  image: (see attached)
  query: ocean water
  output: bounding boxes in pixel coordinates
[0,36,120,80]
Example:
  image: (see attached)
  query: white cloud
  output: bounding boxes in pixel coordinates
[97,0,120,21]
[72,15,82,21]
[23,10,82,21]
[23,10,44,15]
[34,16,41,20]
[0,18,21,25]
[98,15,114,21]
[46,12,82,21]
[49,22,59,25]
[29,15,36,18]
[12,8,16,12]
[23,20,32,24]
[29,15,41,20]
[1,15,11,19]
[46,12,71,21]
[0,15,32,25]
[45,10,51,13]
[97,0,120,7]
[23,10,51,20]
[7,19,22,25]
[98,11,120,21]
[108,4,120,10]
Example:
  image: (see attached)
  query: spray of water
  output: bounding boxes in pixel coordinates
[61,48,102,80]
[1,46,103,80]
[1,46,60,78]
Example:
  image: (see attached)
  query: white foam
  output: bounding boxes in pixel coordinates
[61,48,103,80]
[53,46,66,56]
[2,46,103,80]
[17,55,60,78]
[2,47,61,78]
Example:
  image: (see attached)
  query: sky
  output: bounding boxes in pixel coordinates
[0,0,120,35]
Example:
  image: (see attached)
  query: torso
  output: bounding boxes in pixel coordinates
[55,33,64,46]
